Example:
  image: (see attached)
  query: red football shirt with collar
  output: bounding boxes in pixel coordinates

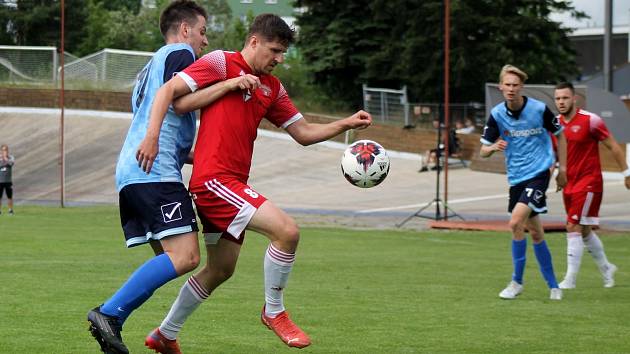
[177,50,302,190]
[559,108,610,194]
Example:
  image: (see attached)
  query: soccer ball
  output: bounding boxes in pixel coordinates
[341,140,390,188]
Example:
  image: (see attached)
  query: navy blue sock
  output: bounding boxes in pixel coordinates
[511,239,527,284]
[101,253,178,325]
[533,240,558,288]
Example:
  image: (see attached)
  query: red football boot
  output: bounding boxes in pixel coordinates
[261,306,311,349]
[145,328,182,354]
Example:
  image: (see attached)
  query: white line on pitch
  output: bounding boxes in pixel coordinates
[357,194,507,213]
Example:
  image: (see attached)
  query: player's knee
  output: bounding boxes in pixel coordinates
[274,220,300,251]
[282,221,300,246]
[214,264,236,283]
[173,250,201,274]
[508,219,525,233]
[566,223,581,233]
[529,230,544,242]
[199,264,235,291]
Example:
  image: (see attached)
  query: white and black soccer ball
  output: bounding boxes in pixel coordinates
[341,140,390,188]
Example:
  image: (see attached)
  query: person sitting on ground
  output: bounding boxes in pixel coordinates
[456,118,476,134]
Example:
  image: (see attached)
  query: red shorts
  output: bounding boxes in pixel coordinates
[563,191,602,225]
[191,178,267,245]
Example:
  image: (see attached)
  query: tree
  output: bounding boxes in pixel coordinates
[296,0,586,106]
[77,0,162,56]
[295,0,380,107]
[0,0,89,54]
[77,0,234,55]
[0,0,234,56]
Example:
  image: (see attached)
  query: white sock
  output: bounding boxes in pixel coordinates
[264,244,295,318]
[583,231,611,272]
[159,275,209,340]
[565,232,584,279]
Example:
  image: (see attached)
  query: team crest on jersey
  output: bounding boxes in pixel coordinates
[571,125,581,133]
[260,84,271,97]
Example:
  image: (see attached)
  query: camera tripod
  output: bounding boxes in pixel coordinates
[396,120,464,226]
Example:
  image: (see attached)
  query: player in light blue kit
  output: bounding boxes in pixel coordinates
[480,65,567,301]
[87,2,208,353]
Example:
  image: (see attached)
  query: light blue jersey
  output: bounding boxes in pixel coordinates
[481,96,563,186]
[116,43,197,191]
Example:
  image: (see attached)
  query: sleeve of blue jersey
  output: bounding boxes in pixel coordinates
[542,106,564,135]
[480,114,499,145]
[163,49,195,83]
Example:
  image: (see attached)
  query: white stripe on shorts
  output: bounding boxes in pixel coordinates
[227,202,256,238]
[204,179,257,239]
[579,192,599,225]
[205,180,244,209]
[210,179,248,206]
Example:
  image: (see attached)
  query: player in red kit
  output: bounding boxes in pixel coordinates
[136,14,372,352]
[553,82,630,290]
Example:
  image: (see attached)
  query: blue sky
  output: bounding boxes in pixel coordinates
[550,0,630,28]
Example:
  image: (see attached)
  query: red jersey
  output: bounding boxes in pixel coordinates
[559,108,610,193]
[178,50,302,190]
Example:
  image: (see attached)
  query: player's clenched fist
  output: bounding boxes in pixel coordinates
[493,139,508,152]
[349,110,372,130]
[226,74,261,91]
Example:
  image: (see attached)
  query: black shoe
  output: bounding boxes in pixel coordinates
[8,209,13,215]
[87,306,129,354]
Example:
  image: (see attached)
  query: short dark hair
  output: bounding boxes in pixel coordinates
[160,0,207,38]
[555,81,575,94]
[247,13,295,47]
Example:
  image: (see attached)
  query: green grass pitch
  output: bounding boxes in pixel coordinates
[1,205,629,353]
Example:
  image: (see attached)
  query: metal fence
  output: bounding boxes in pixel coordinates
[362,84,411,125]
[407,102,486,131]
[362,84,486,130]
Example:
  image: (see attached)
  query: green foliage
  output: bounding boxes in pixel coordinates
[296,0,586,105]
[0,0,588,112]
[77,0,163,56]
[0,0,89,53]
[295,1,378,107]
[98,0,141,13]
[206,10,252,52]
[274,49,352,113]
[2,205,630,353]
[0,0,235,56]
